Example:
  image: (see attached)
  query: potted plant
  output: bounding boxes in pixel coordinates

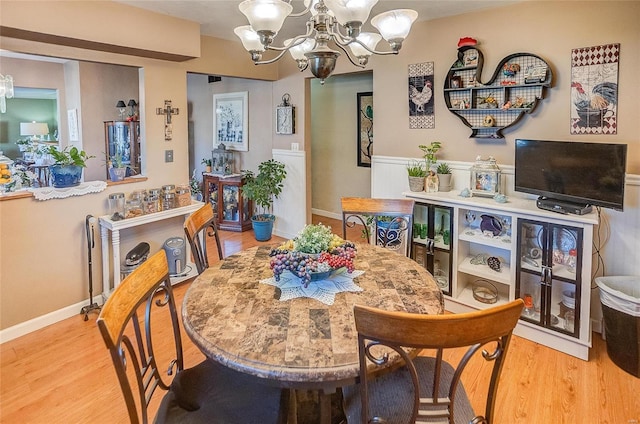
[418,141,442,172]
[436,162,452,192]
[406,160,426,192]
[201,158,212,173]
[241,159,287,241]
[48,145,94,188]
[189,170,203,201]
[108,151,127,182]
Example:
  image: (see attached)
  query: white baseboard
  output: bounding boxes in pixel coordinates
[312,208,342,221]
[0,298,101,344]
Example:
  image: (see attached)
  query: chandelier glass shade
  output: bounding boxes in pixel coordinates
[235,0,418,83]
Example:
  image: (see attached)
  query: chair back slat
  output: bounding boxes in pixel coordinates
[352,300,524,424]
[341,197,415,257]
[184,203,223,274]
[97,250,183,424]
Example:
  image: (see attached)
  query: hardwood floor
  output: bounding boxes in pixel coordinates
[1,216,638,423]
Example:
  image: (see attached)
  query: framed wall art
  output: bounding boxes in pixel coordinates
[357,91,373,167]
[408,62,435,129]
[214,91,248,151]
[570,43,619,135]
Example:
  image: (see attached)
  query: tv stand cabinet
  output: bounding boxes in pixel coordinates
[404,190,598,360]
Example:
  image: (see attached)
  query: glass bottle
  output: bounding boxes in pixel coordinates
[108,192,125,221]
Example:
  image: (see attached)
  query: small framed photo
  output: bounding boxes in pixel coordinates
[450,76,462,89]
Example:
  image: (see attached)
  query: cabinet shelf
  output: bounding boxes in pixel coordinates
[456,284,510,309]
[458,255,511,285]
[458,229,511,249]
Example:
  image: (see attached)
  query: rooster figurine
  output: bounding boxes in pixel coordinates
[409,80,433,113]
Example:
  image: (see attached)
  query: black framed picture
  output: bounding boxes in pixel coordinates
[357,91,373,167]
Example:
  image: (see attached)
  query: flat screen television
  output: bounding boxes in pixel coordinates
[515,139,627,212]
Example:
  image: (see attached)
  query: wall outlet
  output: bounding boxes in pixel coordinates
[165,150,173,162]
[291,142,299,151]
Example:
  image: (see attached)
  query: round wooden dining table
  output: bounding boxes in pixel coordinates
[182,243,444,422]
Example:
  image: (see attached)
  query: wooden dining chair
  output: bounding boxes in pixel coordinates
[184,203,223,274]
[342,299,524,424]
[97,250,287,424]
[341,197,415,257]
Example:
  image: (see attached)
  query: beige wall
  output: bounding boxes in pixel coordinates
[0,1,638,333]
[371,1,639,172]
[311,72,373,215]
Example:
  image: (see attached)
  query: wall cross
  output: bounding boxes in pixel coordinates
[156,100,179,124]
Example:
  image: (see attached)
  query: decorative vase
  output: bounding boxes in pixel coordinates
[109,167,127,182]
[437,173,452,192]
[251,214,275,241]
[408,176,425,192]
[49,165,83,188]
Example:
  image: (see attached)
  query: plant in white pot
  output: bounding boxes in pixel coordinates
[436,162,452,192]
[406,160,426,192]
[108,151,127,182]
[48,145,94,188]
[241,159,287,241]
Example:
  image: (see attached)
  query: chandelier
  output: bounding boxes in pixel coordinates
[234,0,418,84]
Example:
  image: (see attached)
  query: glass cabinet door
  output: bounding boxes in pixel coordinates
[412,203,453,294]
[516,219,582,337]
[206,180,218,216]
[221,184,239,223]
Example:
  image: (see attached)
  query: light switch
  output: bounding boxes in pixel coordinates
[165,150,173,162]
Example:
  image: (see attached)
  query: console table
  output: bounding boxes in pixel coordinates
[99,202,202,300]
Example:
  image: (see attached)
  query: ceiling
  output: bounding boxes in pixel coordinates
[115,1,520,42]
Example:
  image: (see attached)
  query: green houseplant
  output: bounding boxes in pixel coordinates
[407,160,426,192]
[436,162,452,192]
[418,141,442,172]
[48,146,94,187]
[241,159,287,241]
[201,158,212,173]
[109,151,127,182]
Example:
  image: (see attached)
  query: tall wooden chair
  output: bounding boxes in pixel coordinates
[97,250,287,424]
[343,299,524,424]
[184,203,223,274]
[341,197,415,257]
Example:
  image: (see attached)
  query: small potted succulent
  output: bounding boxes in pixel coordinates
[201,158,212,173]
[48,145,94,188]
[436,162,452,192]
[406,160,426,192]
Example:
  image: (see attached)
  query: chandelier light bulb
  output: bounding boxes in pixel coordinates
[239,0,293,34]
[286,38,317,61]
[348,32,382,58]
[324,0,378,26]
[234,25,266,52]
[371,9,418,45]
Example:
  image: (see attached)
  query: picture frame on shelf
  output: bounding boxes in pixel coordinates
[450,76,463,89]
[213,91,248,152]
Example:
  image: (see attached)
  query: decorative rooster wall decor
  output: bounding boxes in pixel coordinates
[444,38,553,139]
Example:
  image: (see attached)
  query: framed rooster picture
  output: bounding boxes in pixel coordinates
[408,62,435,129]
[570,43,619,135]
[357,92,373,167]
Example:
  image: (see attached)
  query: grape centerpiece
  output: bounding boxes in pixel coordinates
[269,224,357,287]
